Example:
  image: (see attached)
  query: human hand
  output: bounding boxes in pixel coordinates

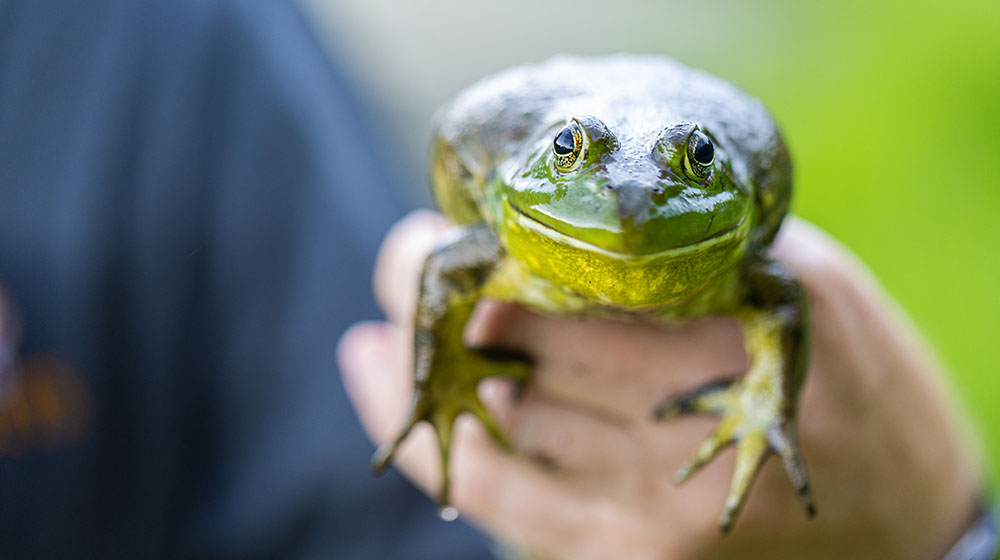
[338,210,985,560]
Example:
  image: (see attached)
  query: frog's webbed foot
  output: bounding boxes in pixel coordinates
[653,258,815,534]
[370,225,531,518]
[371,347,530,517]
[653,373,814,533]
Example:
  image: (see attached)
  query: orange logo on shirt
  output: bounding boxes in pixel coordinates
[0,355,93,455]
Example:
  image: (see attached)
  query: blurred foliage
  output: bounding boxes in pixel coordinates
[732,1,1000,477]
[308,0,999,476]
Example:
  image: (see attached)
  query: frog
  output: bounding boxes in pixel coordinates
[371,54,815,534]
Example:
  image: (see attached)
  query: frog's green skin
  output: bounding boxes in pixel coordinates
[373,55,815,534]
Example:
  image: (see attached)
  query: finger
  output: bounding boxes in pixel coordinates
[337,321,412,443]
[769,217,910,393]
[373,210,451,325]
[479,376,736,504]
[338,320,444,489]
[448,420,638,560]
[769,217,851,283]
[770,217,886,320]
[487,385,644,478]
[470,302,748,424]
[454,416,735,558]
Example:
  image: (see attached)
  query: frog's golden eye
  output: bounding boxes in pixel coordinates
[552,122,587,173]
[684,130,715,181]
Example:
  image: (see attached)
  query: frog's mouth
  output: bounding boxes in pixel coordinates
[507,202,751,261]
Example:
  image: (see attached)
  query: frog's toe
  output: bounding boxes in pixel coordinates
[718,430,769,533]
[371,398,424,476]
[673,427,733,484]
[370,394,465,513]
[371,374,518,516]
[652,377,737,420]
[767,421,816,517]
[371,435,403,476]
[717,424,814,533]
[430,392,519,516]
[467,395,515,453]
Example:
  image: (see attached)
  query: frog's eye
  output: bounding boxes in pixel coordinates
[684,130,715,181]
[552,122,587,173]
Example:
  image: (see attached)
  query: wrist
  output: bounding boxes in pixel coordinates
[942,503,997,560]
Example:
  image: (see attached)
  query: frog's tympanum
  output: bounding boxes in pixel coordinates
[373,55,815,534]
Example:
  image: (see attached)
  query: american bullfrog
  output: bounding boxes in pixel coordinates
[373,54,815,534]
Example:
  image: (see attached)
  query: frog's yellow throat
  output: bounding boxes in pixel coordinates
[500,200,754,309]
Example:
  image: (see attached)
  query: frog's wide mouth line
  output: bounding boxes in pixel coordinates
[508,204,749,261]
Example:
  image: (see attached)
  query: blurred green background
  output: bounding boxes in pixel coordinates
[305,0,999,477]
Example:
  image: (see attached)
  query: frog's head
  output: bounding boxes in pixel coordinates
[505,115,753,254]
[499,115,758,307]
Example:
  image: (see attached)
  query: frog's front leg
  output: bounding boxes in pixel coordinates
[653,257,815,533]
[371,225,530,517]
